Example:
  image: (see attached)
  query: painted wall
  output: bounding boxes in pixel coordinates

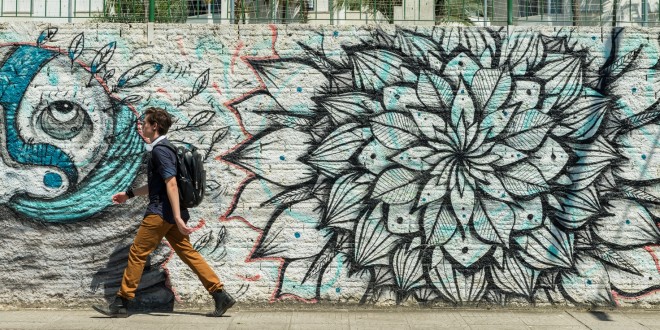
[1,22,660,309]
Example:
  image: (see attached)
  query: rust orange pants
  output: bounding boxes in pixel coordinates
[118,214,223,300]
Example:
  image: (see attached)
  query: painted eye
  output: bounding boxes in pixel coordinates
[38,100,92,140]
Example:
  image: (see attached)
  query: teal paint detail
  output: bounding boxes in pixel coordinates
[280,155,286,160]
[9,103,144,222]
[297,87,302,92]
[642,154,647,160]
[0,45,78,185]
[43,172,63,188]
[48,71,58,85]
[294,232,301,238]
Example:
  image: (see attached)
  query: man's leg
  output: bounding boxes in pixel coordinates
[165,226,235,316]
[118,215,172,299]
[164,226,223,292]
[94,215,171,317]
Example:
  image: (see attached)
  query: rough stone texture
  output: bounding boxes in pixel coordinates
[1,22,660,309]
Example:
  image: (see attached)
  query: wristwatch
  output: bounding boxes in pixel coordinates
[126,188,135,199]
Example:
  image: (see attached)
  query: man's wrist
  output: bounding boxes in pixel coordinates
[126,188,135,199]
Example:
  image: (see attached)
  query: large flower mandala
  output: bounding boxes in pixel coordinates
[225,27,660,305]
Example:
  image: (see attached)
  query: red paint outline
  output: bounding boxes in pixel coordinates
[214,25,316,304]
[611,245,660,306]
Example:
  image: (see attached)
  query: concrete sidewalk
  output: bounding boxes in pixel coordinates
[1,308,659,330]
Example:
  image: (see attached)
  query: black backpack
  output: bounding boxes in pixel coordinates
[154,141,206,208]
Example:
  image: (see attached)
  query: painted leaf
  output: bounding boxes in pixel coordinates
[395,28,440,63]
[186,110,215,129]
[121,95,142,105]
[593,199,660,247]
[393,146,437,171]
[353,203,401,267]
[318,254,371,301]
[386,202,421,234]
[514,223,574,269]
[507,30,544,74]
[323,172,374,231]
[416,70,454,110]
[423,201,457,246]
[419,171,451,207]
[462,28,497,68]
[90,41,116,75]
[68,33,84,65]
[250,59,327,115]
[391,238,425,292]
[429,247,488,304]
[408,109,447,141]
[472,68,512,116]
[472,199,515,246]
[370,112,421,150]
[116,62,163,89]
[278,256,324,300]
[37,27,58,46]
[560,89,609,140]
[451,80,475,128]
[499,162,549,197]
[372,167,420,205]
[480,104,518,139]
[263,186,315,206]
[553,186,600,229]
[528,137,569,182]
[587,244,642,276]
[224,128,315,187]
[103,69,115,81]
[614,123,660,182]
[569,136,620,185]
[252,200,329,260]
[560,256,613,305]
[491,252,539,298]
[537,56,583,111]
[478,172,515,203]
[352,50,403,91]
[318,92,383,124]
[307,123,371,177]
[444,226,492,268]
[383,86,424,112]
[503,109,553,151]
[512,197,544,231]
[606,247,660,295]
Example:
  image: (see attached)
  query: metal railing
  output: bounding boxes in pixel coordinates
[0,0,657,26]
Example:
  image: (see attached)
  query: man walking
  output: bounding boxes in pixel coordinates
[93,107,234,317]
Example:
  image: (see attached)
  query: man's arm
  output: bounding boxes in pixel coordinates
[111,184,148,204]
[165,177,193,236]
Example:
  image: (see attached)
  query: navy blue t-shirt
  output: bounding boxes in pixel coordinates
[145,139,190,224]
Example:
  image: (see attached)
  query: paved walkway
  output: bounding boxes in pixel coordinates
[1,308,659,329]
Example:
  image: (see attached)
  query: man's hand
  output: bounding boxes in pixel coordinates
[176,218,194,236]
[112,192,129,204]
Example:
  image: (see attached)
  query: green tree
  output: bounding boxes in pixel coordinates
[102,0,188,23]
[333,0,483,24]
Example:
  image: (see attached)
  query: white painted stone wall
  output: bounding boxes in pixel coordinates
[0,22,660,309]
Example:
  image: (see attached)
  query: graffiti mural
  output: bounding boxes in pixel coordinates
[224,26,660,306]
[2,23,660,309]
[0,26,246,309]
[0,29,145,222]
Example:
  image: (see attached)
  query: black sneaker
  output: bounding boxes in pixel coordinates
[208,290,236,317]
[92,296,129,318]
